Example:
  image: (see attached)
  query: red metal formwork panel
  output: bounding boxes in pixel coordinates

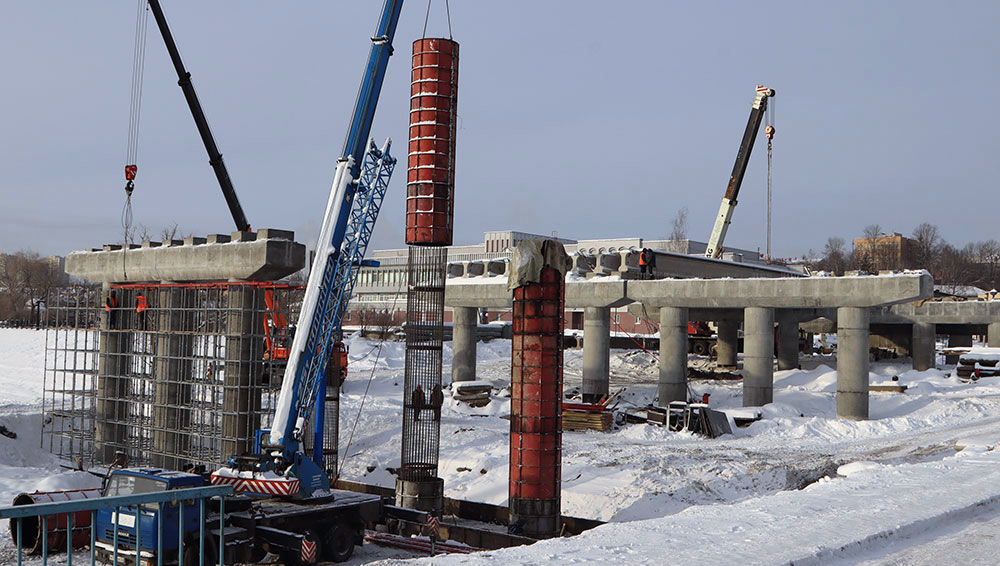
[407,38,459,246]
[509,267,565,507]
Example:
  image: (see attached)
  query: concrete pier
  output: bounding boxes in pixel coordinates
[743,307,774,407]
[97,285,131,463]
[837,307,870,420]
[658,306,689,404]
[912,322,936,371]
[776,311,799,371]
[451,306,478,383]
[152,287,194,470]
[990,322,1000,348]
[582,306,611,403]
[716,320,739,369]
[222,285,263,459]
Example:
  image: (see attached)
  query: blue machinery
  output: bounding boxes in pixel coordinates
[0,485,233,566]
[222,0,405,497]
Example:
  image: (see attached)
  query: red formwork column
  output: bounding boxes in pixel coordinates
[406,38,458,246]
[509,267,564,538]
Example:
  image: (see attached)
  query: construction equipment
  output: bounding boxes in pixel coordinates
[211,0,403,500]
[705,85,775,259]
[145,0,251,232]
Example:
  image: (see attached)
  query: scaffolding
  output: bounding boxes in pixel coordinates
[42,282,304,470]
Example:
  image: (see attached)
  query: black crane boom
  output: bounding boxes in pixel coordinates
[146,0,250,232]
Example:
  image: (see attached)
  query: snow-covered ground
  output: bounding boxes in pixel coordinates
[5,327,1000,564]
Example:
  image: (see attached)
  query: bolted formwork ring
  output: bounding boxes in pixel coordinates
[509,266,564,538]
[407,38,459,246]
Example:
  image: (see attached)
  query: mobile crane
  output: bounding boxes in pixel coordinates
[95,1,404,563]
[705,85,775,259]
[206,0,401,498]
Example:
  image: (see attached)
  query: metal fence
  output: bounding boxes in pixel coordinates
[43,283,305,469]
[0,485,232,566]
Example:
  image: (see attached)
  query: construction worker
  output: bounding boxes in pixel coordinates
[135,293,148,330]
[104,291,118,328]
[411,384,426,422]
[430,384,444,421]
[639,248,655,279]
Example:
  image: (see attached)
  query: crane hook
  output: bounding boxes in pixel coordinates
[765,125,775,140]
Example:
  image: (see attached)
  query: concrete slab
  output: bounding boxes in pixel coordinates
[628,273,932,309]
[66,230,305,283]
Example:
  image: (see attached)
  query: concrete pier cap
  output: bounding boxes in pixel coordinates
[66,229,306,283]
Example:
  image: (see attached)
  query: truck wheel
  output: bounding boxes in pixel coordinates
[182,534,218,566]
[323,523,356,562]
[693,341,709,356]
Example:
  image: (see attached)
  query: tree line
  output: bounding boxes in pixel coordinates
[811,223,1000,293]
[0,251,70,325]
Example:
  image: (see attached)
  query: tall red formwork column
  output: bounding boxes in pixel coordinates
[407,37,458,246]
[509,266,564,538]
[398,37,459,515]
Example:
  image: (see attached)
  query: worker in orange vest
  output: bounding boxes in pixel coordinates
[639,248,654,279]
[104,292,118,328]
[135,293,148,330]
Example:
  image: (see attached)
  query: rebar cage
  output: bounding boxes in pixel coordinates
[399,246,447,481]
[42,282,304,470]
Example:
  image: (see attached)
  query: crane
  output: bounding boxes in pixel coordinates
[211,0,403,499]
[145,0,251,232]
[705,85,775,259]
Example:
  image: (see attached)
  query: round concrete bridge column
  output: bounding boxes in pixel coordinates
[990,322,1000,348]
[912,322,936,371]
[776,311,799,371]
[716,320,739,369]
[657,306,689,404]
[582,306,611,403]
[837,306,870,420]
[451,306,478,382]
[743,307,774,407]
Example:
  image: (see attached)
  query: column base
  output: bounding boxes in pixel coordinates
[395,477,444,515]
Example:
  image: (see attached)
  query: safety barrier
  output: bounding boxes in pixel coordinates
[1,485,233,566]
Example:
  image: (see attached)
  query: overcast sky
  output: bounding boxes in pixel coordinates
[1,1,997,259]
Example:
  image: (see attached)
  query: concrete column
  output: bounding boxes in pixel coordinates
[222,286,263,459]
[152,287,194,470]
[657,306,689,404]
[716,320,739,369]
[451,306,478,383]
[743,307,774,407]
[776,311,799,371]
[989,322,1000,348]
[837,307,870,420]
[97,284,131,464]
[912,322,936,371]
[582,307,611,403]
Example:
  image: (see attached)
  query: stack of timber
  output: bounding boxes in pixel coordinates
[562,390,622,432]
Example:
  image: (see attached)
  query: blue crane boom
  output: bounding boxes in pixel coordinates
[212,0,403,499]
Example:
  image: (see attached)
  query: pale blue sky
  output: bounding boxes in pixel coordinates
[1,1,997,258]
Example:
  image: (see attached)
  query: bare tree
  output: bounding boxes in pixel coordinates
[912,222,943,272]
[669,207,689,241]
[0,251,67,323]
[937,244,976,294]
[863,224,882,239]
[161,222,180,242]
[818,237,849,275]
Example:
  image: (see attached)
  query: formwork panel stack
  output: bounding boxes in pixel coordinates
[398,37,459,514]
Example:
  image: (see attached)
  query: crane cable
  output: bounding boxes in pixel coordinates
[122,0,150,274]
[765,97,775,262]
[421,0,453,39]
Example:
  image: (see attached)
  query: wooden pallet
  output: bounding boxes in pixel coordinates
[562,410,613,432]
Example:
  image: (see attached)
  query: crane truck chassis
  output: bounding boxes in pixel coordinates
[94,468,382,565]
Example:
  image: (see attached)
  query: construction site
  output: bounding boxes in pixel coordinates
[5,1,1000,565]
